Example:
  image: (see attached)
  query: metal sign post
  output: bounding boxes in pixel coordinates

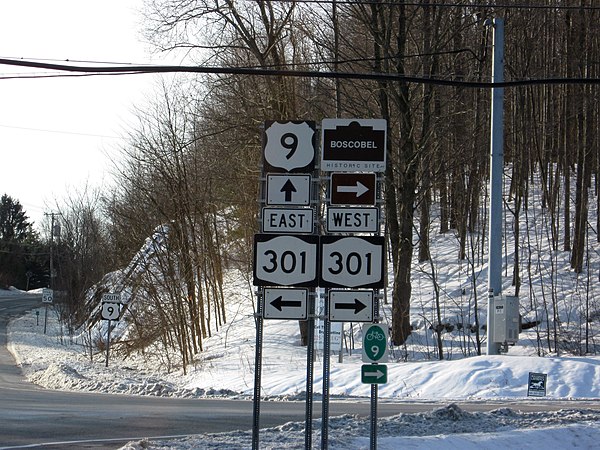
[305,292,316,450]
[101,295,121,368]
[252,289,264,450]
[253,119,386,450]
[253,120,318,450]
[44,304,48,334]
[41,288,53,334]
[370,382,378,450]
[105,319,112,368]
[362,302,388,450]
[321,291,331,450]
[319,118,386,450]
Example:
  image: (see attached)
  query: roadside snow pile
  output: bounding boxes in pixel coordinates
[31,363,86,389]
[0,287,39,296]
[8,288,600,401]
[119,404,600,449]
[6,280,600,449]
[22,350,246,399]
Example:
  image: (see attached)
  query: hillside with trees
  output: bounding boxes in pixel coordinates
[40,1,600,367]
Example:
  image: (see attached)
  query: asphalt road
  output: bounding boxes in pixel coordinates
[1,293,599,449]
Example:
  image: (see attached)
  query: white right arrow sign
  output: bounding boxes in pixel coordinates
[336,181,369,198]
[329,290,374,322]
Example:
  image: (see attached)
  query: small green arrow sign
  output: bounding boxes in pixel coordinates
[361,364,388,384]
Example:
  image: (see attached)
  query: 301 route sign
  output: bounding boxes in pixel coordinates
[253,234,319,287]
[263,121,316,173]
[321,119,387,172]
[263,288,308,320]
[320,236,384,288]
[329,290,373,322]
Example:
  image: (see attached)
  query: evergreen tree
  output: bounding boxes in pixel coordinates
[0,194,44,289]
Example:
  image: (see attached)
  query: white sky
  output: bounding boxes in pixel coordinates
[0,0,156,227]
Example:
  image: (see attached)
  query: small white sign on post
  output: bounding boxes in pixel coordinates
[329,290,374,322]
[262,207,314,234]
[101,302,121,321]
[41,288,53,303]
[263,288,308,320]
[101,292,122,321]
[263,121,316,172]
[326,207,378,233]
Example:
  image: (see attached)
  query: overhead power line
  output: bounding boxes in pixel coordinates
[247,0,600,9]
[1,57,600,89]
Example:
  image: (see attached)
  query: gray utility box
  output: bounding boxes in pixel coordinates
[493,296,520,344]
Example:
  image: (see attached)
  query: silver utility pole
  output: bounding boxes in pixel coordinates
[487,18,504,356]
[44,212,56,335]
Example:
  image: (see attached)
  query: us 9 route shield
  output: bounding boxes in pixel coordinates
[101,302,121,321]
[263,121,316,173]
[253,234,319,287]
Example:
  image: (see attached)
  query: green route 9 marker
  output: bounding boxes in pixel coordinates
[362,323,388,363]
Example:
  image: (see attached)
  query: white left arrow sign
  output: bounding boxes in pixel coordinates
[263,288,308,320]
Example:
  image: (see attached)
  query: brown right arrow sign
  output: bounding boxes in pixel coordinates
[330,173,376,205]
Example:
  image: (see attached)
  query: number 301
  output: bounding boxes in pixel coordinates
[262,250,307,274]
[327,251,372,275]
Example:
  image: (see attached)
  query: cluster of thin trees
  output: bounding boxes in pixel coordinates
[47,1,600,366]
[141,1,600,342]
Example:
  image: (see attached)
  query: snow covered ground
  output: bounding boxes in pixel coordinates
[6,281,600,449]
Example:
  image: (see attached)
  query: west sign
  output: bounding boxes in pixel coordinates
[326,207,378,233]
